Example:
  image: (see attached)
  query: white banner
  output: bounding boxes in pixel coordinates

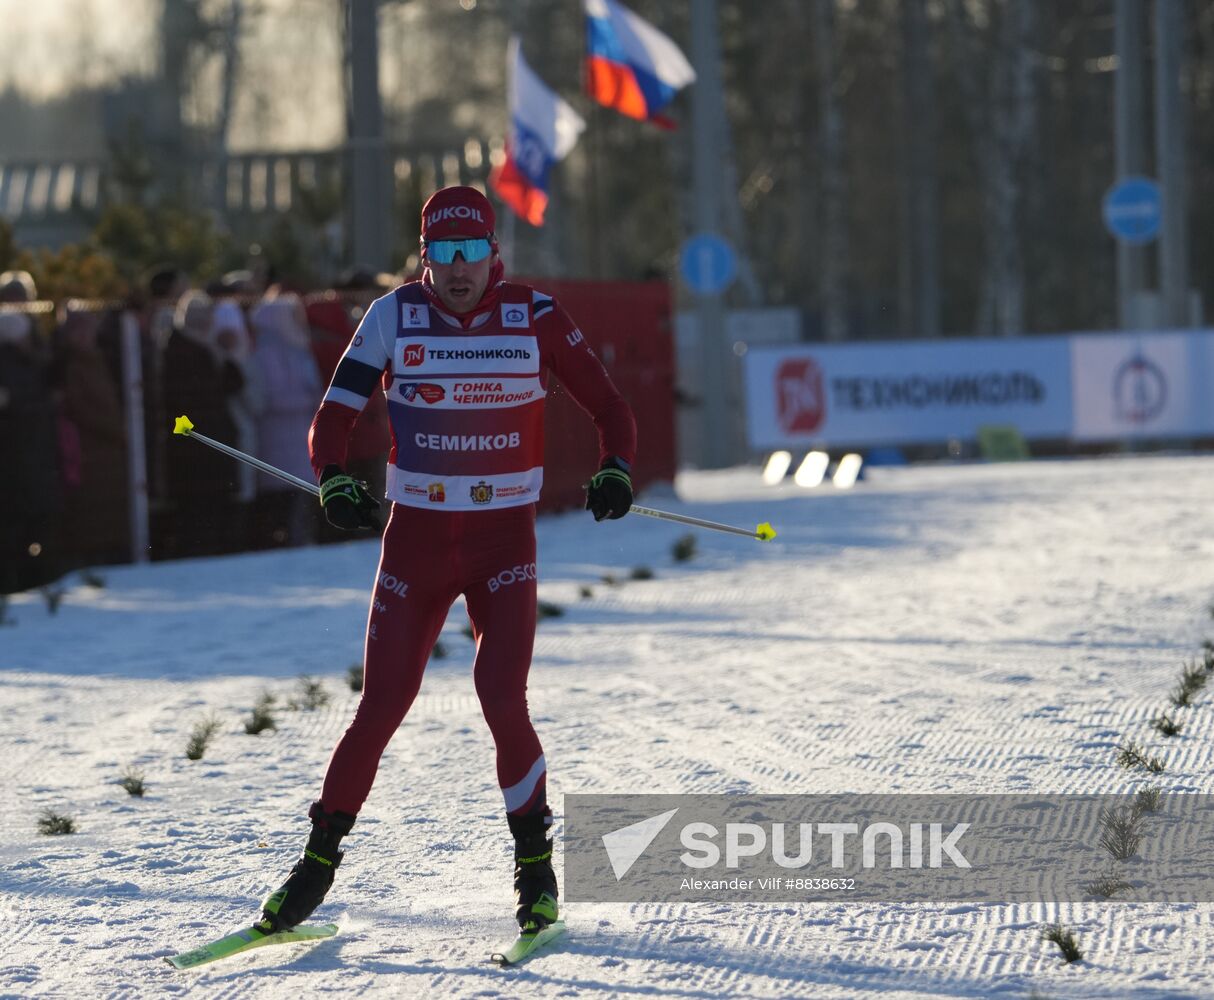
[1070,332,1214,440]
[744,338,1073,449]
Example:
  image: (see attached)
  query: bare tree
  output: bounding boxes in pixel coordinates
[215,1,243,153]
[210,0,244,212]
[948,0,1038,336]
[898,0,941,338]
[811,0,849,341]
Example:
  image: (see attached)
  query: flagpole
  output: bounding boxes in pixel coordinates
[499,28,519,273]
[690,0,731,469]
[585,65,605,279]
[502,198,516,272]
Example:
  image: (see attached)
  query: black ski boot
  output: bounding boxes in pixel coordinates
[508,812,559,930]
[260,801,355,931]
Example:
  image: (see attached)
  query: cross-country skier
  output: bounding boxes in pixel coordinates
[261,185,637,937]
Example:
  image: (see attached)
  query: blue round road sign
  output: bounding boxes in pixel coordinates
[680,233,737,295]
[1102,176,1161,244]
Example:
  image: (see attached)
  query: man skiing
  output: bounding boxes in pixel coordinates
[261,186,637,938]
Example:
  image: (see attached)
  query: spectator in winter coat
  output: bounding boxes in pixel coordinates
[55,308,130,568]
[139,265,192,513]
[160,291,243,559]
[0,288,62,599]
[305,272,391,523]
[0,269,37,306]
[0,270,39,355]
[211,296,262,543]
[249,291,322,547]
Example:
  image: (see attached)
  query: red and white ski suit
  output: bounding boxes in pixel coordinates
[309,272,635,818]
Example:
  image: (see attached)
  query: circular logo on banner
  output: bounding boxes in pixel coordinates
[775,357,825,434]
[1113,352,1167,424]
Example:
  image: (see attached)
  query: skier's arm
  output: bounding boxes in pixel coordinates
[308,294,394,480]
[536,295,637,469]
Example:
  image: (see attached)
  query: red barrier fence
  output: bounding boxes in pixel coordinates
[529,279,677,513]
[0,280,676,584]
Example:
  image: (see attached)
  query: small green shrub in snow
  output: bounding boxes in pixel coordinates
[1097,805,1142,862]
[1083,867,1132,900]
[41,586,65,615]
[1169,661,1207,708]
[1150,713,1182,737]
[38,810,76,835]
[119,767,146,797]
[289,676,329,711]
[1134,785,1162,815]
[186,714,222,760]
[1115,741,1164,774]
[1041,923,1083,964]
[538,601,565,620]
[671,533,697,563]
[244,693,278,735]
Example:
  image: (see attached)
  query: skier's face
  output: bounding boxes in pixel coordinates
[427,247,495,314]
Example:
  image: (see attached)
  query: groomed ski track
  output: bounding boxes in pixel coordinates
[2,456,1213,998]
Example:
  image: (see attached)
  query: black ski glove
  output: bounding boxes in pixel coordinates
[585,457,633,522]
[319,464,381,531]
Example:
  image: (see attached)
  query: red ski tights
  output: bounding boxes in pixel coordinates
[319,502,547,818]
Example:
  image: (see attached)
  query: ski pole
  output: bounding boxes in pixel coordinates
[628,504,777,542]
[175,414,777,541]
[173,415,321,497]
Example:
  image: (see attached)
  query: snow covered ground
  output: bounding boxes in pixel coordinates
[3,454,1214,999]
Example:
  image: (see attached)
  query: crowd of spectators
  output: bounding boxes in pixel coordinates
[0,264,394,599]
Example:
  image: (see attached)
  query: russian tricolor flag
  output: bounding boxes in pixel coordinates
[584,0,696,126]
[490,36,586,227]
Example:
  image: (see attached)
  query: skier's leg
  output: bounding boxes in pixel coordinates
[466,533,545,817]
[265,508,454,927]
[464,509,556,929]
[319,514,455,815]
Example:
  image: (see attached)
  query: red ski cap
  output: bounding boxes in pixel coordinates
[420,186,496,241]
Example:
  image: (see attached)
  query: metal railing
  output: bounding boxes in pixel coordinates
[1,138,504,225]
